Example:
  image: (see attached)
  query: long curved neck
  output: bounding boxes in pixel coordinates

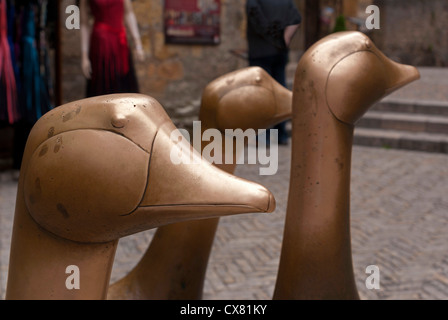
[108,217,221,299]
[273,81,359,299]
[6,183,118,300]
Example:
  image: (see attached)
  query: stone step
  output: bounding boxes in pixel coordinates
[357,111,448,135]
[373,99,448,116]
[354,127,448,154]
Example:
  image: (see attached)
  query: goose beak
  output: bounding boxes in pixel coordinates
[137,121,276,225]
[23,94,275,243]
[385,60,421,95]
[325,46,421,125]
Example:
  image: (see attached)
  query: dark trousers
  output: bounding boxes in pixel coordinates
[13,121,33,170]
[249,52,289,144]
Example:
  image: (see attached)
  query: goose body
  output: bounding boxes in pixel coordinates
[109,33,419,300]
[273,31,420,299]
[7,31,419,300]
[6,94,275,299]
[108,67,292,299]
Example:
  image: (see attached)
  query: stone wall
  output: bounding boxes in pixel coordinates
[59,0,448,131]
[371,0,448,67]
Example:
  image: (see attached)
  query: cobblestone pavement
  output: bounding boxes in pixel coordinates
[1,66,447,300]
[1,144,448,300]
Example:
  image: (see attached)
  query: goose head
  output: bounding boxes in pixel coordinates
[273,32,420,300]
[199,66,292,132]
[21,94,275,243]
[295,31,420,124]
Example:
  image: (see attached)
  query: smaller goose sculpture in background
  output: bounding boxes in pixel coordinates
[108,67,292,299]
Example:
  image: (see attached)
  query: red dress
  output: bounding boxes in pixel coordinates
[0,0,18,124]
[87,0,139,97]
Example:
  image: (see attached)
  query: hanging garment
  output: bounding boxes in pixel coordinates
[21,3,52,123]
[38,0,54,108]
[0,0,19,124]
[8,0,25,121]
[86,0,139,97]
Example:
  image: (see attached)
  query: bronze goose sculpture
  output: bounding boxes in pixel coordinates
[108,67,292,299]
[5,94,275,300]
[273,31,420,299]
[110,32,419,301]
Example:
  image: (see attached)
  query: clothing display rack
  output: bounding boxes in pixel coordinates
[0,0,60,170]
[0,0,59,125]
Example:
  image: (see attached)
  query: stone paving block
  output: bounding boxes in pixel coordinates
[1,145,448,300]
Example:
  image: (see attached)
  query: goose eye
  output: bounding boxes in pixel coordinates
[365,40,372,49]
[111,114,127,128]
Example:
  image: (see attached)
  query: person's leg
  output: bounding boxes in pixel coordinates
[270,52,288,87]
[13,121,33,170]
[270,52,290,144]
[249,56,276,145]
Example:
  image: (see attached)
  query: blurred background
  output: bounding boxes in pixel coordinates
[1,0,447,169]
[1,0,448,300]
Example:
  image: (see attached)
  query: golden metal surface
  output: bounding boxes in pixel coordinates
[273,31,420,299]
[6,30,420,300]
[108,67,293,299]
[6,94,275,299]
